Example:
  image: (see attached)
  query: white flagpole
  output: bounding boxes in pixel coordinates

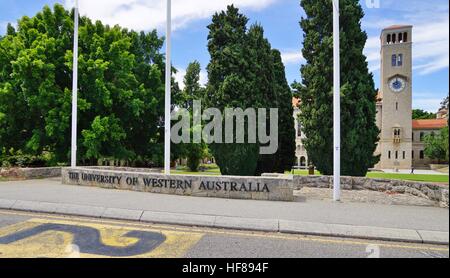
[71,0,79,168]
[333,0,341,201]
[164,0,172,174]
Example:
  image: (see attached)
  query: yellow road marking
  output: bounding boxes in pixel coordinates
[0,217,203,258]
[0,209,448,253]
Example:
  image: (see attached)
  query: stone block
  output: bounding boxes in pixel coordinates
[61,167,294,201]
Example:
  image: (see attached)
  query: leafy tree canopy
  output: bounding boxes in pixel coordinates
[412,109,436,120]
[0,4,178,166]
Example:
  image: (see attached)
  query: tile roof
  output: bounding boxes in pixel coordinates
[383,25,413,31]
[412,119,448,130]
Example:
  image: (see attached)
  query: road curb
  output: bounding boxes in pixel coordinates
[0,199,448,245]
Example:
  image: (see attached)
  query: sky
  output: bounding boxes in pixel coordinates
[0,0,448,112]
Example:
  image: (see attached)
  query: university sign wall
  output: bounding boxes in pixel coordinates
[62,168,294,201]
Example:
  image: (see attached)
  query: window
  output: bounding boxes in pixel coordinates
[297,121,302,137]
[399,33,403,43]
[387,34,391,44]
[300,157,306,167]
[396,102,399,111]
[420,150,425,159]
[395,151,398,160]
[420,132,425,141]
[392,33,396,43]
[392,54,397,67]
[403,32,408,43]
[403,151,406,159]
[388,151,391,159]
[393,128,401,143]
[397,54,403,66]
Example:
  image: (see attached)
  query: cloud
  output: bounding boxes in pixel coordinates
[363,36,381,72]
[412,18,449,75]
[280,50,304,65]
[174,66,208,90]
[413,97,445,113]
[65,0,278,32]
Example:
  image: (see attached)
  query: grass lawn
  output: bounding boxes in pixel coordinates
[170,164,221,176]
[290,169,448,184]
[171,170,220,176]
[171,166,448,184]
[366,172,449,183]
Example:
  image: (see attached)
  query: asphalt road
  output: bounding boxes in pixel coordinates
[0,210,448,258]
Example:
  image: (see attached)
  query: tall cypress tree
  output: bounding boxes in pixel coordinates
[295,0,379,176]
[255,48,296,175]
[206,5,262,176]
[182,61,207,171]
[271,49,296,173]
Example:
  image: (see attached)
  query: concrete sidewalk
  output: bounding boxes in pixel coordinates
[0,178,448,245]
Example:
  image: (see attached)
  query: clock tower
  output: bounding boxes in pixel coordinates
[377,25,413,169]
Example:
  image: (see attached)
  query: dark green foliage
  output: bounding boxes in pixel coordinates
[0,4,175,166]
[412,109,436,120]
[424,127,449,163]
[206,6,296,176]
[180,61,208,172]
[441,96,449,111]
[294,0,380,176]
[255,49,296,175]
[270,50,296,172]
[205,6,262,176]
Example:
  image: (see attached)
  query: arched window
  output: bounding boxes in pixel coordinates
[388,151,391,159]
[300,157,306,167]
[387,34,391,44]
[399,33,403,43]
[392,33,396,43]
[392,54,397,67]
[403,151,406,159]
[397,54,403,66]
[403,32,408,43]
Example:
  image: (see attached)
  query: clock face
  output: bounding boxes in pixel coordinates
[389,77,406,93]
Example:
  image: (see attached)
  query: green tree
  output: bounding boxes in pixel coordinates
[247,24,277,175]
[441,96,449,111]
[424,127,449,163]
[205,5,263,176]
[0,4,173,166]
[255,48,296,174]
[294,0,380,176]
[412,109,436,119]
[181,61,207,172]
[270,49,296,173]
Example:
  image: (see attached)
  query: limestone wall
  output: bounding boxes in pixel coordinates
[293,175,449,208]
[0,167,61,179]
